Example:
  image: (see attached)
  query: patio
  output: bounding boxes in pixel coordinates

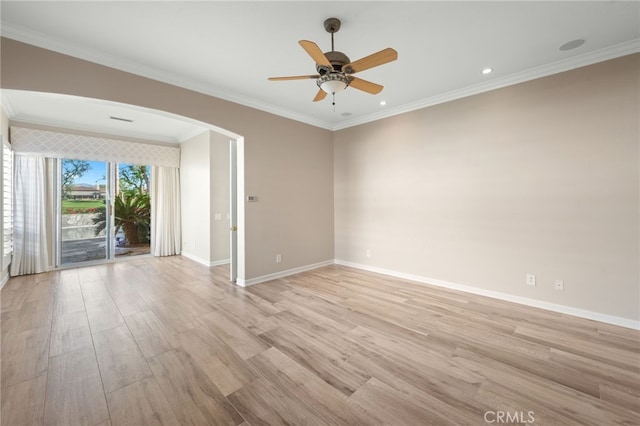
[61,237,150,264]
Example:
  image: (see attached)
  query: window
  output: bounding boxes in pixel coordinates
[2,138,12,269]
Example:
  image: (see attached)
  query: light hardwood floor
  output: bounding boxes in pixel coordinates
[1,256,638,425]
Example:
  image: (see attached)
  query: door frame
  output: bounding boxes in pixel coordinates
[229,137,245,284]
[55,160,154,268]
[56,158,113,268]
[229,139,238,282]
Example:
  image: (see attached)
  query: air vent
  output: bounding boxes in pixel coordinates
[110,116,134,123]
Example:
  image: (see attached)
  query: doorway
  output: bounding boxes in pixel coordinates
[58,158,151,267]
[113,163,151,258]
[59,159,110,265]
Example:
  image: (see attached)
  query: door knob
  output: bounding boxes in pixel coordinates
[231,226,238,231]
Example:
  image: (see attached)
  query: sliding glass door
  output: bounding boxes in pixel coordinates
[60,159,110,265]
[58,159,151,266]
[114,163,150,258]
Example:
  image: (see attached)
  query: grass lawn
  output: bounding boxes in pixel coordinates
[62,199,106,209]
[62,199,106,213]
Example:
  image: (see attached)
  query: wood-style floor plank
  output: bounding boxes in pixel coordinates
[350,377,452,425]
[44,347,109,426]
[124,310,180,358]
[80,279,112,302]
[176,325,260,397]
[1,374,47,426]
[148,348,245,425]
[1,326,50,388]
[106,376,179,426]
[49,309,93,357]
[260,325,369,396]
[92,324,152,393]
[197,308,270,359]
[84,296,125,334]
[245,346,382,425]
[1,258,638,425]
[453,347,640,425]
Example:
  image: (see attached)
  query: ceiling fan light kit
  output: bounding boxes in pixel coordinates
[318,73,349,94]
[268,17,398,107]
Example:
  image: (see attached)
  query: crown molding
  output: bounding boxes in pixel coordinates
[0,23,334,130]
[332,39,640,131]
[2,22,638,132]
[0,92,17,117]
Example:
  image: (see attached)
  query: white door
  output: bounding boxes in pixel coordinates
[229,139,238,282]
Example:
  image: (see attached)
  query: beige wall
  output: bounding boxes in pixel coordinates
[1,38,335,281]
[334,54,640,321]
[180,131,211,262]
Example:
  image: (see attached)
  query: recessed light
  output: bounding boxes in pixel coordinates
[379,101,387,106]
[481,68,493,75]
[341,112,352,117]
[559,39,585,51]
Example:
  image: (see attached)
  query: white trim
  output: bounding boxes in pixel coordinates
[3,23,637,132]
[180,251,209,266]
[180,251,229,267]
[0,25,331,131]
[0,271,9,289]
[236,259,334,287]
[333,39,640,130]
[334,259,640,330]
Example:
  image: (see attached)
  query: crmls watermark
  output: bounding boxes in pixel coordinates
[484,410,536,424]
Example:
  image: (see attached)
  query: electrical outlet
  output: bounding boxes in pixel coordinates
[276,254,282,263]
[526,274,536,286]
[555,280,564,291]
[366,249,371,258]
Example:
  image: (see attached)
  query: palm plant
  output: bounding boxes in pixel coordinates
[93,191,150,245]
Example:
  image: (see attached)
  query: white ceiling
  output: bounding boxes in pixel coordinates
[1,90,211,144]
[1,1,639,140]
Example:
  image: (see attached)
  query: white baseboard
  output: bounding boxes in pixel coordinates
[181,252,229,267]
[334,259,640,330]
[236,260,334,287]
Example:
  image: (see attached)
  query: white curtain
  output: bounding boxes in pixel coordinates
[11,155,49,275]
[151,166,181,256]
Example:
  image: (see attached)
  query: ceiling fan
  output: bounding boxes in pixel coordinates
[268,18,398,103]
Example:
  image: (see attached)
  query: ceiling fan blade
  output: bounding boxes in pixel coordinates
[348,77,383,94]
[313,89,327,102]
[299,40,333,68]
[268,75,320,81]
[343,48,398,74]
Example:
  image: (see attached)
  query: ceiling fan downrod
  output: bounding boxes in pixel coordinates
[324,17,341,52]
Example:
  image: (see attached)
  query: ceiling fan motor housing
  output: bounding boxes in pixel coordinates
[317,51,351,74]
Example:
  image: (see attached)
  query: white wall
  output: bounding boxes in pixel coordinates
[334,54,640,323]
[210,132,230,264]
[180,131,211,263]
[181,130,232,266]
